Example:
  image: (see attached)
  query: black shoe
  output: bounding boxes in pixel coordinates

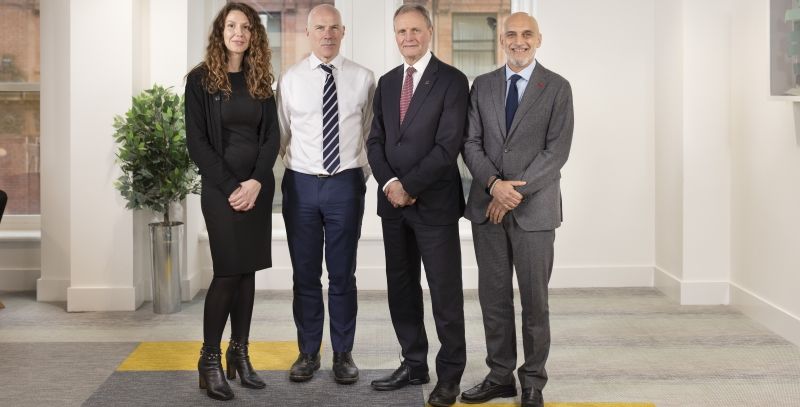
[289,352,320,382]
[427,381,460,407]
[370,363,429,391]
[198,345,234,401]
[521,388,544,407]
[332,352,359,384]
[225,340,266,389]
[460,378,517,403]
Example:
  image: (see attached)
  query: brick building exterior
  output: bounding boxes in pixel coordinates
[0,0,40,215]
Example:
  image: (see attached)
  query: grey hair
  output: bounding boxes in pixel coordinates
[393,4,432,28]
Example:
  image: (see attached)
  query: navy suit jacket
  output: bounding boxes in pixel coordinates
[366,55,468,226]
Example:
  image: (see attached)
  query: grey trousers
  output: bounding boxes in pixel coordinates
[472,216,555,391]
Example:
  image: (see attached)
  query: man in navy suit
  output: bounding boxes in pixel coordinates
[366,5,468,407]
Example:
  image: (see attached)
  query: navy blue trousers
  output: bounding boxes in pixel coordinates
[282,168,365,354]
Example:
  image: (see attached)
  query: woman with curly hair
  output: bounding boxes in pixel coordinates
[185,2,279,401]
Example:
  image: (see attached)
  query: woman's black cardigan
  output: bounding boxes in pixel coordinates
[184,67,280,197]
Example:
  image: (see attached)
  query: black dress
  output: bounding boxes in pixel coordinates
[185,69,279,276]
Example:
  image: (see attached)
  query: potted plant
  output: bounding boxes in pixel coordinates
[112,84,199,314]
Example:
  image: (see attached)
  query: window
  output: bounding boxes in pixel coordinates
[0,0,40,215]
[452,13,498,81]
[259,11,282,79]
[402,0,511,77]
[235,0,334,212]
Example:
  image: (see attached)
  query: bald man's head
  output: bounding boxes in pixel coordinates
[501,12,541,72]
[307,4,341,28]
[306,4,344,63]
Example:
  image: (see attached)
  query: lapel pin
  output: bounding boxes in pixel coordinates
[537,82,544,89]
[424,80,431,86]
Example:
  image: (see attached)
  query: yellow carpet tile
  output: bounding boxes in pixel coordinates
[117,341,310,371]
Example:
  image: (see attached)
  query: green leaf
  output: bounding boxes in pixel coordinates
[110,84,196,213]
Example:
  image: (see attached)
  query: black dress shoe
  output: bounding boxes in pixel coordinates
[198,345,234,401]
[332,352,359,384]
[225,340,266,389]
[521,388,544,407]
[460,379,517,403]
[427,381,460,407]
[289,352,320,382]
[370,363,429,391]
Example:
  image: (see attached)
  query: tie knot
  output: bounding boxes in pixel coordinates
[406,66,416,76]
[509,74,522,85]
[320,64,334,75]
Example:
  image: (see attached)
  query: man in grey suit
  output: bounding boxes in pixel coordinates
[460,12,573,407]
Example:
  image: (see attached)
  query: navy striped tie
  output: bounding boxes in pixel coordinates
[320,64,340,175]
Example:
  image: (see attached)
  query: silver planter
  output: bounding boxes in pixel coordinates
[148,222,184,314]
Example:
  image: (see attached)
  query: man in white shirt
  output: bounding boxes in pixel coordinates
[276,3,375,385]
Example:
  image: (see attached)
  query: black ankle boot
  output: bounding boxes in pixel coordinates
[226,340,266,389]
[198,345,234,401]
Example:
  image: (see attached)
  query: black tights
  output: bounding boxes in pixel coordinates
[203,272,256,347]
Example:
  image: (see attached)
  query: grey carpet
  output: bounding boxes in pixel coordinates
[0,342,139,407]
[82,370,422,407]
[2,288,800,406]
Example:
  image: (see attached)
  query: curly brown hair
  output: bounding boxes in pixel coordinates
[201,2,274,99]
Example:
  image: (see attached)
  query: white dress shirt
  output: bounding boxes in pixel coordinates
[383,50,433,192]
[404,50,432,94]
[277,53,375,177]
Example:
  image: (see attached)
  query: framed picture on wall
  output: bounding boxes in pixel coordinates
[772,0,800,96]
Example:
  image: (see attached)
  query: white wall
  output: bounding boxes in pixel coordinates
[654,0,684,290]
[63,0,137,311]
[36,0,71,301]
[729,0,800,345]
[681,0,732,303]
[538,0,656,283]
[652,0,732,305]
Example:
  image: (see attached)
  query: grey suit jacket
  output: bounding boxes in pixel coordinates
[463,62,574,231]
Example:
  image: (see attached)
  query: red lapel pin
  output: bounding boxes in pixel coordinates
[537,82,545,89]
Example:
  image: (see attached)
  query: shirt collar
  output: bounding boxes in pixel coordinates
[403,50,432,75]
[309,53,344,71]
[505,59,536,82]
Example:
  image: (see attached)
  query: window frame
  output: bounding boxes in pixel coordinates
[0,83,41,225]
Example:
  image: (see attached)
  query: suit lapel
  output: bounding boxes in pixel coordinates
[386,65,404,137]
[489,67,508,141]
[508,63,547,138]
[400,57,439,135]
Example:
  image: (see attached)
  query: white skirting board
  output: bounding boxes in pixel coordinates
[66,286,139,312]
[654,266,729,305]
[197,265,656,291]
[35,277,69,301]
[730,282,800,348]
[0,268,40,291]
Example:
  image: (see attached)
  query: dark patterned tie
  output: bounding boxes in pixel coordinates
[506,74,522,133]
[320,64,340,174]
[399,66,416,124]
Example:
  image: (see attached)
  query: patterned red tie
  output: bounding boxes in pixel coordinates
[399,66,416,124]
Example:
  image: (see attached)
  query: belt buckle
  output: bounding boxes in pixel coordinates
[316,173,331,178]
